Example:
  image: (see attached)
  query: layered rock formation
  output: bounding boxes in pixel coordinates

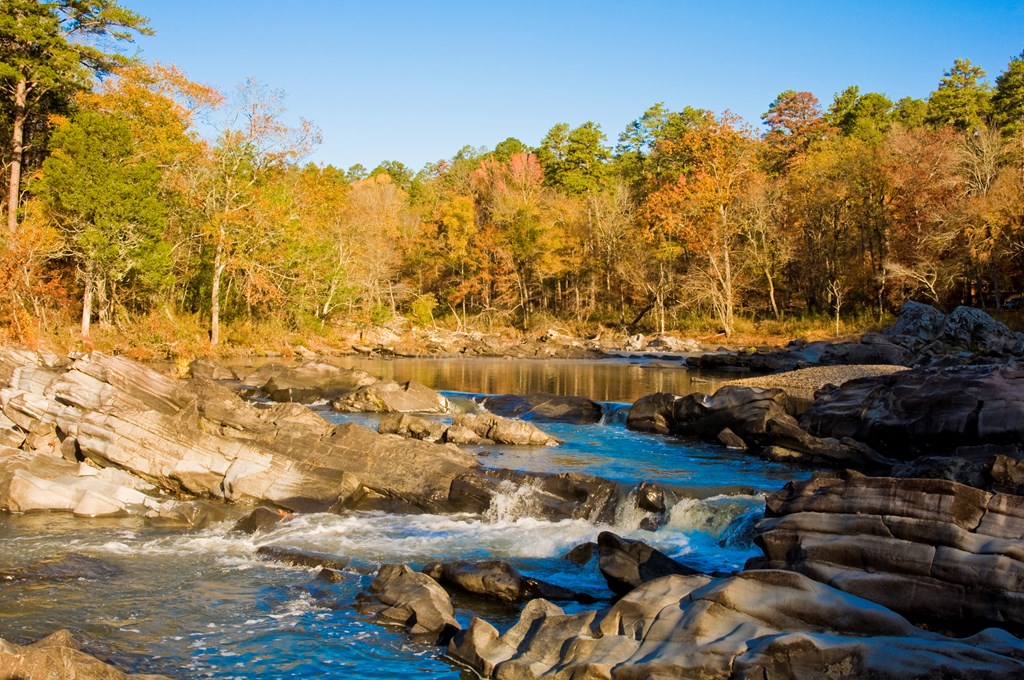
[753,472,1024,636]
[447,570,1024,679]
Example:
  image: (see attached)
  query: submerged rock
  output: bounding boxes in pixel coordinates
[422,560,593,604]
[256,546,349,571]
[0,552,124,583]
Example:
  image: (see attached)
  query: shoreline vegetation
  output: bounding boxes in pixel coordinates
[2,3,1024,358]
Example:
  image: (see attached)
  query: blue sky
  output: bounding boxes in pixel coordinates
[128,0,1024,172]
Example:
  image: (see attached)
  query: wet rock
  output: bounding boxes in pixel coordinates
[255,545,349,571]
[597,531,701,596]
[800,363,1024,459]
[233,506,289,534]
[332,379,451,413]
[753,471,1024,636]
[482,392,604,424]
[634,480,670,514]
[562,542,598,565]
[422,560,593,604]
[0,552,123,583]
[368,563,459,642]
[144,500,227,530]
[0,629,169,679]
[447,469,621,524]
[448,569,1024,679]
[260,362,376,403]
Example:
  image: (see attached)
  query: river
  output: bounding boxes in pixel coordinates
[0,357,808,678]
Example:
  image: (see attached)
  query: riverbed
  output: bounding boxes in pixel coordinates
[0,357,808,678]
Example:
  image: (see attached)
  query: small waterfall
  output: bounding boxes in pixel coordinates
[613,487,657,531]
[664,494,764,539]
[484,480,543,523]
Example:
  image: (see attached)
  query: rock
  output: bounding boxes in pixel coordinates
[377,412,449,443]
[332,379,451,413]
[260,362,376,403]
[450,413,561,446]
[634,480,671,514]
[562,542,598,565]
[753,471,1024,636]
[233,506,289,534]
[447,469,621,524]
[1,552,123,582]
[187,358,237,381]
[22,352,479,514]
[597,531,702,596]
[448,569,1024,679]
[422,560,593,604]
[0,629,169,679]
[255,545,349,571]
[627,386,889,470]
[144,500,227,530]
[482,392,604,424]
[0,449,154,516]
[800,363,1024,459]
[368,563,459,642]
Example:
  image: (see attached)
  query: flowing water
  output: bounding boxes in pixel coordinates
[0,357,807,678]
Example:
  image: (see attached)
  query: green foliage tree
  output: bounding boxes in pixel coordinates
[0,0,151,234]
[37,109,168,337]
[992,51,1024,137]
[926,58,992,132]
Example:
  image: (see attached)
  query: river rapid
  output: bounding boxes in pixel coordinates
[0,357,809,678]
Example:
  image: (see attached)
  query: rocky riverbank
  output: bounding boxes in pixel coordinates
[2,301,1024,678]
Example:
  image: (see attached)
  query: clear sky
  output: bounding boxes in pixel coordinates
[127,0,1024,172]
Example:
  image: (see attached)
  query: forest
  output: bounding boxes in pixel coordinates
[2,0,1024,354]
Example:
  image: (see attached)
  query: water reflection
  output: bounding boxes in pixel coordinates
[228,356,735,404]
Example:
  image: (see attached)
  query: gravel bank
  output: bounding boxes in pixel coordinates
[725,364,910,393]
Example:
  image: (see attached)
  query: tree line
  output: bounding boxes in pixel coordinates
[2,1,1024,348]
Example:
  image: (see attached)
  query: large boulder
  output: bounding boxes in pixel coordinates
[883,302,1024,364]
[259,362,377,403]
[753,471,1024,636]
[449,413,561,446]
[447,570,1024,679]
[627,387,891,470]
[597,531,702,595]
[482,392,604,424]
[366,563,459,642]
[0,629,169,679]
[800,363,1024,459]
[332,379,451,413]
[377,412,561,447]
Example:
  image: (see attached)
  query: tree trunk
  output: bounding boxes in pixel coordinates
[7,79,27,235]
[210,242,224,345]
[81,265,94,339]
